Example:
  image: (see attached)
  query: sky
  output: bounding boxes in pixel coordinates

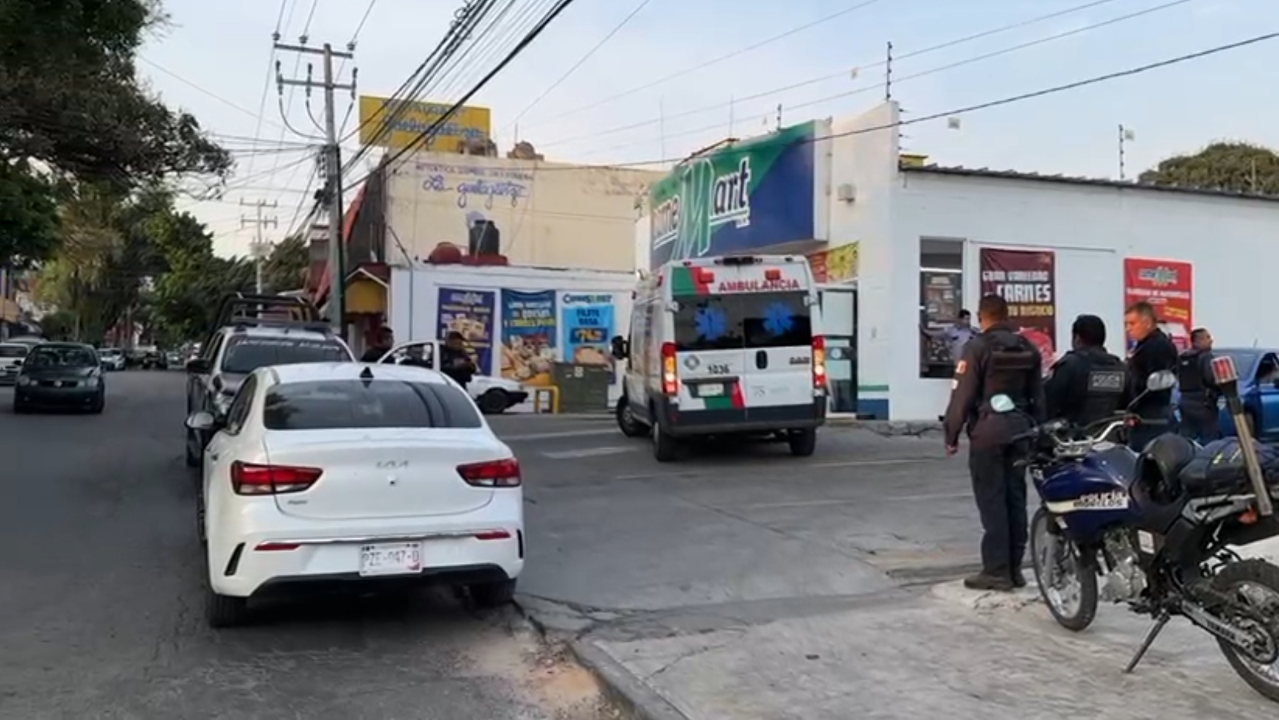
[136,0,1279,258]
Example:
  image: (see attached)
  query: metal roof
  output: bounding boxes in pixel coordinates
[899,163,1279,205]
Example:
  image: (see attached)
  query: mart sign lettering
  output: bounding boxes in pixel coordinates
[649,122,818,267]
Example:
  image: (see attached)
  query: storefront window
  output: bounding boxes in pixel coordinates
[919,238,965,379]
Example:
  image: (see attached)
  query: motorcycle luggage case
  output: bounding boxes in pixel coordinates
[1176,438,1279,497]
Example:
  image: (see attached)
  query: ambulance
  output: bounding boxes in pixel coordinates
[609,255,826,462]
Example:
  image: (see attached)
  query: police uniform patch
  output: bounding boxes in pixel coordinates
[955,360,967,375]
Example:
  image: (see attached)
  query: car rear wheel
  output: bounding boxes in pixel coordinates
[479,389,509,414]
[204,552,248,628]
[788,428,817,457]
[653,417,683,462]
[185,429,201,468]
[469,578,517,608]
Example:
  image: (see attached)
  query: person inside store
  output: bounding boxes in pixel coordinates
[360,325,394,362]
[1123,301,1180,451]
[1177,327,1222,443]
[440,331,477,388]
[1043,314,1129,427]
[921,308,977,365]
[942,293,1045,592]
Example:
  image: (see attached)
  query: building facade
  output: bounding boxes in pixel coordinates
[638,101,1279,421]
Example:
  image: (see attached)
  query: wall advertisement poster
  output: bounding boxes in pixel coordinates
[979,248,1057,370]
[500,290,557,386]
[436,287,495,375]
[1123,258,1193,352]
[560,293,616,381]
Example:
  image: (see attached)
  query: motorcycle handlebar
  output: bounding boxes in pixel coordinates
[1011,415,1135,451]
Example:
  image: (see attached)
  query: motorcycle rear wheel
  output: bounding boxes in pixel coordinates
[1030,507,1098,631]
[1213,559,1279,703]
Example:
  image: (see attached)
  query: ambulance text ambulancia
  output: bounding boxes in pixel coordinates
[609,255,826,462]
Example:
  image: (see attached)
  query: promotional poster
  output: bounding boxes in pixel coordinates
[560,294,616,381]
[436,287,495,375]
[979,248,1058,370]
[500,290,557,386]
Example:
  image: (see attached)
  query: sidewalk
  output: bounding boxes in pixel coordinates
[544,581,1276,720]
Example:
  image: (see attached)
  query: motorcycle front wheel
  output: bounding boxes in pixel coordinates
[1030,507,1098,631]
[1213,559,1279,703]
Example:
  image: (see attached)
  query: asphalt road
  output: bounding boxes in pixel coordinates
[0,372,613,720]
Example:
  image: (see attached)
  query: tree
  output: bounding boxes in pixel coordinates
[1139,142,1279,195]
[261,235,310,293]
[0,161,60,269]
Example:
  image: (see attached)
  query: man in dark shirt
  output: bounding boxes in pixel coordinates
[1044,314,1129,428]
[439,331,477,388]
[1123,301,1179,450]
[1177,328,1221,442]
[360,326,394,363]
[943,294,1045,592]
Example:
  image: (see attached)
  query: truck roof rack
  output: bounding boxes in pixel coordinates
[201,293,325,348]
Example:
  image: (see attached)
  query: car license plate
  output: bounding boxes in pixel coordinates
[698,383,724,397]
[358,542,423,577]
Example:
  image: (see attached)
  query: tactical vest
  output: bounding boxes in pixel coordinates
[1078,350,1127,425]
[1177,349,1206,394]
[984,331,1040,408]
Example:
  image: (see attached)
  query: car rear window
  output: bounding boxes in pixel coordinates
[0,345,27,358]
[674,292,812,351]
[221,336,349,374]
[262,380,483,430]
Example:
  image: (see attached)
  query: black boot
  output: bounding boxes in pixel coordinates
[1011,569,1027,588]
[964,572,1014,592]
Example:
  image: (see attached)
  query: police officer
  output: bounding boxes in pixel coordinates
[944,294,1045,592]
[1177,328,1221,442]
[1123,301,1179,450]
[1044,314,1129,428]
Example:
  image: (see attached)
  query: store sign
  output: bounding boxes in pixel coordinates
[649,122,818,267]
[358,96,491,152]
[1123,258,1193,352]
[979,248,1057,370]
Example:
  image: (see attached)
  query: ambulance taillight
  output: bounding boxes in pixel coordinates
[812,336,827,395]
[661,342,678,396]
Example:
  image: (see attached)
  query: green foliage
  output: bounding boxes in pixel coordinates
[0,161,60,268]
[261,235,310,294]
[1139,142,1279,195]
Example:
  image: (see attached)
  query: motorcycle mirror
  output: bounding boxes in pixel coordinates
[989,394,1016,413]
[1146,370,1177,392]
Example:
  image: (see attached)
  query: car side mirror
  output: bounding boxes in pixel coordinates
[185,411,220,432]
[610,335,629,360]
[186,358,210,374]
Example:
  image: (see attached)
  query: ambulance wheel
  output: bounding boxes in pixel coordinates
[788,428,817,457]
[652,418,683,462]
[616,397,647,437]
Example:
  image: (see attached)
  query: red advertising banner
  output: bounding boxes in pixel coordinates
[1123,258,1193,352]
[979,248,1057,370]
[807,250,828,283]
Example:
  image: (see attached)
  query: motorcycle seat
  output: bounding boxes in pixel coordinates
[1174,438,1279,498]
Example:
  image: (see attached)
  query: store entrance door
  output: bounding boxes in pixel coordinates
[819,287,857,414]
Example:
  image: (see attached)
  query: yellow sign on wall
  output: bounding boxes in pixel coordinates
[357,96,492,153]
[827,242,859,282]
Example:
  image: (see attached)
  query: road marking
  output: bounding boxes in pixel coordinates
[541,446,636,459]
[739,491,972,510]
[612,457,936,481]
[499,428,620,441]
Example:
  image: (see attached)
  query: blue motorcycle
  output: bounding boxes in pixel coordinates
[993,370,1279,702]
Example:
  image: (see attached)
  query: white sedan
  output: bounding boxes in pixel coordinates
[185,361,524,628]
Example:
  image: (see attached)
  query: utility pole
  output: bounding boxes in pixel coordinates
[241,199,279,294]
[885,41,894,101]
[276,40,356,338]
[1118,124,1135,181]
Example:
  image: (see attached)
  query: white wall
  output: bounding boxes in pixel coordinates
[888,172,1279,420]
[825,102,900,416]
[388,264,636,404]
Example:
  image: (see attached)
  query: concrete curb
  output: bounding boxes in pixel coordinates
[825,417,943,437]
[514,599,690,720]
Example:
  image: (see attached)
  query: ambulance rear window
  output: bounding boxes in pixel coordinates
[674,292,811,351]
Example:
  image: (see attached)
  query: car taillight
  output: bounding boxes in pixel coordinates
[457,458,521,487]
[812,336,826,394]
[230,461,322,495]
[661,342,678,396]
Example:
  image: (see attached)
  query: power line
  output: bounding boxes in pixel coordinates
[136,55,285,132]
[504,0,654,132]
[575,0,1198,158]
[505,30,1279,172]
[540,0,1180,150]
[518,0,890,129]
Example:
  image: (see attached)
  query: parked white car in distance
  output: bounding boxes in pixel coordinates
[187,361,524,628]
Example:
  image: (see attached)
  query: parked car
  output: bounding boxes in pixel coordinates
[1209,347,1279,442]
[12,342,106,414]
[99,348,127,371]
[0,342,30,385]
[378,340,529,414]
[140,347,167,370]
[186,361,523,627]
